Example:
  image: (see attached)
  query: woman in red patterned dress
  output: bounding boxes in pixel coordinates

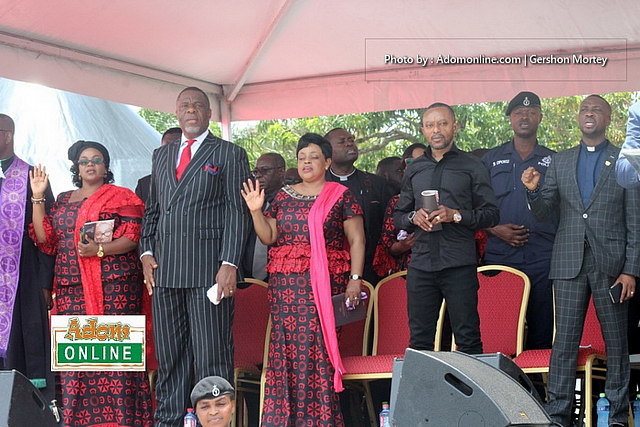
[30,141,153,427]
[372,143,426,277]
[242,133,365,426]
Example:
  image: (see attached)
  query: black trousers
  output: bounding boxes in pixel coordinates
[406,264,482,354]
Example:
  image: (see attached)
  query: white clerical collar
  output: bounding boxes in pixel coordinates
[330,167,356,182]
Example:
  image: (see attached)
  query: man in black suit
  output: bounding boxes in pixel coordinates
[242,152,285,281]
[325,128,392,284]
[135,126,181,204]
[376,156,404,195]
[394,103,499,354]
[523,95,640,427]
[140,87,251,427]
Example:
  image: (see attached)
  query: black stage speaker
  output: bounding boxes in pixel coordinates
[0,370,58,427]
[393,349,551,426]
[389,352,543,419]
[473,353,543,405]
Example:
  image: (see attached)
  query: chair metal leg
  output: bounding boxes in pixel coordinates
[585,374,592,427]
[232,391,243,427]
[362,381,377,427]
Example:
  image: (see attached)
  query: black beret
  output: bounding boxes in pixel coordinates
[68,140,111,167]
[505,91,541,116]
[191,376,235,406]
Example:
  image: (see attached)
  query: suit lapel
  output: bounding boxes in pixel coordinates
[168,133,220,204]
[180,136,216,182]
[566,147,583,207]
[167,141,180,187]
[585,143,618,209]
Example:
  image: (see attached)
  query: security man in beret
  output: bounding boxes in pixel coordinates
[481,91,557,350]
[191,376,236,427]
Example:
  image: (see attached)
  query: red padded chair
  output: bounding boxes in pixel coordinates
[475,265,530,357]
[341,270,446,426]
[448,265,529,358]
[232,278,270,427]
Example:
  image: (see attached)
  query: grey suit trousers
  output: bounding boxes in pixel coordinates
[545,247,629,427]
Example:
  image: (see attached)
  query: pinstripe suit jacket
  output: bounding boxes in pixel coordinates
[529,141,640,280]
[140,132,251,288]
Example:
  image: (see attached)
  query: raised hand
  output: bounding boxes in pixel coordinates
[521,166,541,191]
[29,164,49,196]
[241,178,265,213]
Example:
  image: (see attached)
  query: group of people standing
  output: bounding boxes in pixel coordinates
[0,86,377,427]
[387,93,639,427]
[1,86,640,427]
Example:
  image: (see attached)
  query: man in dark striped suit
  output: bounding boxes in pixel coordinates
[140,87,251,427]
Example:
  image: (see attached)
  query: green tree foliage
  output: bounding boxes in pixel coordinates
[452,92,637,153]
[231,110,424,171]
[139,92,638,173]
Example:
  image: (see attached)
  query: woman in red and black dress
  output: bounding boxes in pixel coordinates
[30,140,152,427]
[372,143,426,277]
[242,133,365,427]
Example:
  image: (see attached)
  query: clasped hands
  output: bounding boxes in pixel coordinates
[412,205,454,231]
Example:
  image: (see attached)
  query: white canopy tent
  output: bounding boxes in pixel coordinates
[0,78,159,194]
[1,0,640,137]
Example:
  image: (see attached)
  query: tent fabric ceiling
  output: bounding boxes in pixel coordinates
[0,78,159,194]
[1,0,640,122]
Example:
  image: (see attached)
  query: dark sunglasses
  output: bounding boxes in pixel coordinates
[77,158,105,166]
[250,167,282,178]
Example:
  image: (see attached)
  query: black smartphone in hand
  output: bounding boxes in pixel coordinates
[609,282,623,304]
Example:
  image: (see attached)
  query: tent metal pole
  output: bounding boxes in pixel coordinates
[220,98,232,141]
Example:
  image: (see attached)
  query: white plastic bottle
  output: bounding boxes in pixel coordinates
[595,393,609,427]
[183,408,197,427]
[379,401,390,427]
[633,394,640,427]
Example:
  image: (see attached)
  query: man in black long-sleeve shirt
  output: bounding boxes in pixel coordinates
[394,103,499,353]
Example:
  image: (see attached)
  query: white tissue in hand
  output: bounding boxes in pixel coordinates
[207,283,223,305]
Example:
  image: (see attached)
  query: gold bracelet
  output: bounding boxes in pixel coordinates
[31,196,45,204]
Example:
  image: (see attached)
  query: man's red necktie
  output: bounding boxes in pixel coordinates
[176,139,196,181]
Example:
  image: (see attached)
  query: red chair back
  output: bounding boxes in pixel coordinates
[373,271,410,356]
[476,265,530,357]
[339,281,375,357]
[581,297,605,353]
[233,280,270,367]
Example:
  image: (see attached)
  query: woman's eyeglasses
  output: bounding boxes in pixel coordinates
[77,158,105,166]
